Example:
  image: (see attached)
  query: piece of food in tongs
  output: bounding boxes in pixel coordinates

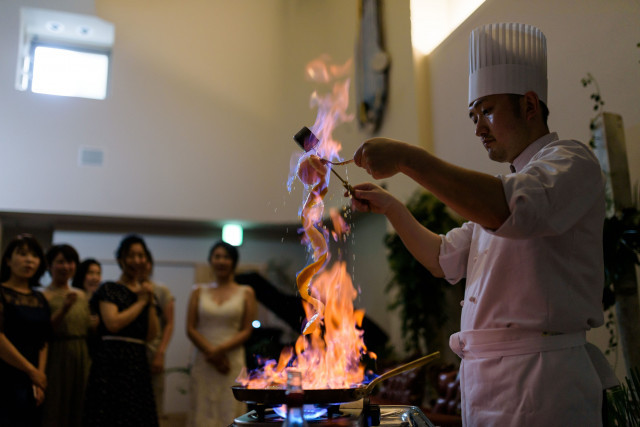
[293,126,354,195]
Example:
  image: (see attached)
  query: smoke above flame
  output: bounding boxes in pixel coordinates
[237,56,373,390]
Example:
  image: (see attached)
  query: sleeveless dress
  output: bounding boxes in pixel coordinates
[0,285,51,427]
[187,284,248,426]
[42,290,92,427]
[83,282,158,427]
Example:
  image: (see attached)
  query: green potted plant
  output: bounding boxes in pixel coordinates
[583,71,640,425]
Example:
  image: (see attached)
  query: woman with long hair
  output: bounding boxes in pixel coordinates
[0,234,50,427]
[83,234,159,426]
[186,241,257,426]
[72,258,102,301]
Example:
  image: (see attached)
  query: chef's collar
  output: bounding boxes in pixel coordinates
[509,132,558,173]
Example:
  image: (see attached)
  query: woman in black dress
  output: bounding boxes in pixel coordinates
[83,234,160,426]
[0,234,50,427]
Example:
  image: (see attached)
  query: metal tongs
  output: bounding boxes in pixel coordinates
[293,126,354,195]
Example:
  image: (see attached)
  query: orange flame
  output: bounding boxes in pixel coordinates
[237,232,370,389]
[237,57,372,390]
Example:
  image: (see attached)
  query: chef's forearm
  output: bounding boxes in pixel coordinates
[400,146,509,230]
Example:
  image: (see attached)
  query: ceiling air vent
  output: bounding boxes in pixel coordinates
[78,146,104,167]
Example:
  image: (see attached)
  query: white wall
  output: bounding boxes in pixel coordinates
[0,0,419,225]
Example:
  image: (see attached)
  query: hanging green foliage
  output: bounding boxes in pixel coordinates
[606,367,640,426]
[384,190,464,355]
[581,72,605,148]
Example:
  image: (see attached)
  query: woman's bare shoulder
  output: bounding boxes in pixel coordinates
[240,284,256,298]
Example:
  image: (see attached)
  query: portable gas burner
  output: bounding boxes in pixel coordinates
[229,401,435,426]
[230,353,440,426]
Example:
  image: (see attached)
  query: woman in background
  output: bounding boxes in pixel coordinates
[0,234,50,427]
[71,258,102,359]
[41,244,92,427]
[72,259,102,301]
[186,241,257,426]
[83,234,159,426]
[143,250,175,420]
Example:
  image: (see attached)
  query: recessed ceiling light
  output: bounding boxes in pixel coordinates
[45,21,64,33]
[77,25,93,36]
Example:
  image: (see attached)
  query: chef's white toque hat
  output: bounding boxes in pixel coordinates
[468,23,547,105]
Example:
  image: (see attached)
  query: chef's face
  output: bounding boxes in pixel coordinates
[210,246,235,279]
[50,253,77,284]
[469,94,530,163]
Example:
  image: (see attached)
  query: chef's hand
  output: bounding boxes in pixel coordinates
[350,182,400,215]
[354,138,410,179]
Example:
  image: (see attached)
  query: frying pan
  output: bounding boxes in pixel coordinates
[231,351,440,405]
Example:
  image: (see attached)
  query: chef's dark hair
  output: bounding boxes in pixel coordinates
[208,241,239,269]
[0,234,47,288]
[115,234,150,263]
[508,94,549,127]
[540,101,549,125]
[46,244,80,267]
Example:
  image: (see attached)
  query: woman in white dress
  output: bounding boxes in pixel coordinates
[186,241,257,426]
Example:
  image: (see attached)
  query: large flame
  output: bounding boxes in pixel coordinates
[237,57,373,390]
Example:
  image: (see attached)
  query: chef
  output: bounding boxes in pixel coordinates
[350,23,618,425]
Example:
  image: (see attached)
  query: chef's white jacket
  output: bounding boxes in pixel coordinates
[439,132,616,426]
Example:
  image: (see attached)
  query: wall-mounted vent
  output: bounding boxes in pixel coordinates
[78,146,104,167]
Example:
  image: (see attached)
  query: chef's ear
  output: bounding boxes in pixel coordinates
[523,91,541,122]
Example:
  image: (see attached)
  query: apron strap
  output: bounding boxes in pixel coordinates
[450,328,586,359]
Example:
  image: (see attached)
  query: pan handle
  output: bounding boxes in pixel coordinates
[363,351,440,395]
